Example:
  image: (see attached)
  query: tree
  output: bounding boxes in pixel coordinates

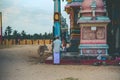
[21,30,26,39]
[33,33,39,40]
[43,32,48,39]
[47,32,53,39]
[4,26,12,40]
[26,34,32,39]
[13,30,18,38]
[12,30,19,44]
[4,29,7,39]
[3,26,53,40]
[39,33,43,39]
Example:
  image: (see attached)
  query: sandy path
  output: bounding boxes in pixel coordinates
[0,45,120,80]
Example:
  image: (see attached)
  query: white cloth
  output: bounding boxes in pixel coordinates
[53,39,62,53]
[53,52,60,64]
[97,54,102,60]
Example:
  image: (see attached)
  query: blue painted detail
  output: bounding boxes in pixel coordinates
[91,0,96,8]
[58,0,61,13]
[79,16,110,21]
[54,0,61,13]
[77,16,110,23]
[96,16,110,20]
[72,0,83,2]
[54,22,61,37]
[53,0,61,37]
[79,44,109,56]
[79,17,92,20]
[79,44,109,49]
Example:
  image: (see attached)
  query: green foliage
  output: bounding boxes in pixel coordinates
[3,26,53,40]
[4,26,12,40]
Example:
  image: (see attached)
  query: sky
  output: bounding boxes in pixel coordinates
[0,0,69,35]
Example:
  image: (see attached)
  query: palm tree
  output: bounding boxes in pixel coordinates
[33,33,39,40]
[4,29,7,39]
[13,30,19,44]
[5,26,12,40]
[43,32,48,39]
[21,30,26,39]
[13,30,18,37]
[39,33,43,39]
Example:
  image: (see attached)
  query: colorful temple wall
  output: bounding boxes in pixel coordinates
[80,24,107,44]
[78,0,110,56]
[81,0,105,17]
[70,7,80,40]
[79,23,109,56]
[65,0,83,51]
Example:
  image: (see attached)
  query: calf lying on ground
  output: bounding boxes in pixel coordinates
[37,45,52,63]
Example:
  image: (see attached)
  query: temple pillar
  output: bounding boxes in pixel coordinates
[53,0,61,37]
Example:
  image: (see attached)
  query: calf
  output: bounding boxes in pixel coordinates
[38,45,49,63]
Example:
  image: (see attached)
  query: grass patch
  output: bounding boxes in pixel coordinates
[58,77,79,80]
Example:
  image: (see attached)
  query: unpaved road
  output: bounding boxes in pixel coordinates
[0,45,120,80]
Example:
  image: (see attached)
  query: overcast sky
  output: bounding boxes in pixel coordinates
[0,0,69,35]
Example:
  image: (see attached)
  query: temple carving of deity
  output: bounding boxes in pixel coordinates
[65,0,110,56]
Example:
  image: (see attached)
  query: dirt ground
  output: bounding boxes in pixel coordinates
[0,45,120,80]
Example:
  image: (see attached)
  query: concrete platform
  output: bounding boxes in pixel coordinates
[45,52,117,65]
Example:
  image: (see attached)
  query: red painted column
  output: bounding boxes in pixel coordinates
[0,12,2,44]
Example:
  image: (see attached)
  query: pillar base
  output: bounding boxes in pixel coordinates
[79,44,109,56]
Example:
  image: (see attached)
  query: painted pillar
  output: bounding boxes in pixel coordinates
[53,0,61,64]
[0,12,2,43]
[53,0,61,37]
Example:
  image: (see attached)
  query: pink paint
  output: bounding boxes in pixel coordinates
[82,0,104,11]
[80,39,106,44]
